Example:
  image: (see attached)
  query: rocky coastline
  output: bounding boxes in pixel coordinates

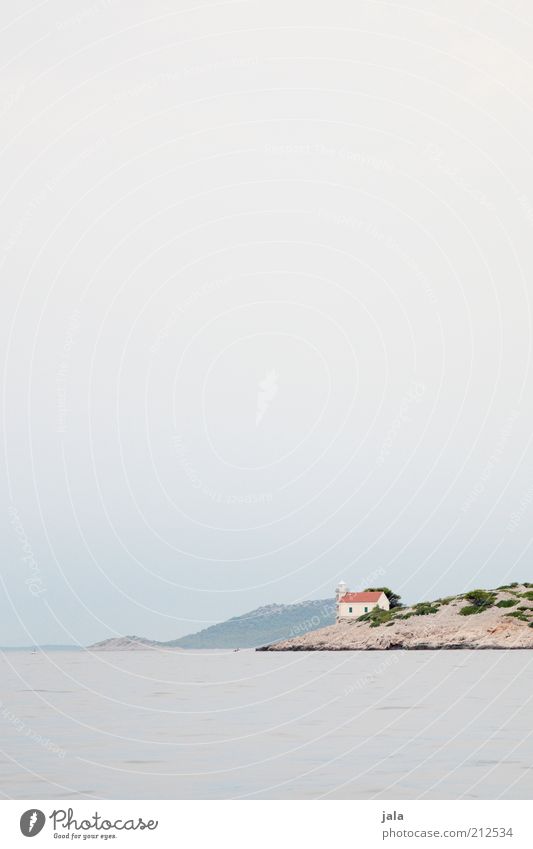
[258,584,533,651]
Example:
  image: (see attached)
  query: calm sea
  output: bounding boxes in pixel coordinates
[0,649,531,799]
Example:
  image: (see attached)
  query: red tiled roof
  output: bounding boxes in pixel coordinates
[339,592,384,603]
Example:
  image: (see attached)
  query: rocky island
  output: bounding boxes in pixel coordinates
[88,635,174,651]
[258,583,533,651]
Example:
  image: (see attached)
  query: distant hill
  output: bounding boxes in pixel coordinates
[88,635,172,651]
[88,599,336,651]
[167,599,336,649]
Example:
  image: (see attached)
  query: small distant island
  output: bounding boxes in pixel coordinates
[259,582,533,651]
[88,635,177,652]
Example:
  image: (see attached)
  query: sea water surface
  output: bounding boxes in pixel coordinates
[0,649,532,799]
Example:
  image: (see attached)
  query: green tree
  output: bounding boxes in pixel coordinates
[365,587,403,609]
[464,590,496,609]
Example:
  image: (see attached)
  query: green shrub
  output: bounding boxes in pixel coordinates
[460,605,487,616]
[520,591,533,601]
[505,611,529,622]
[412,603,439,615]
[465,590,496,607]
[496,599,518,608]
[459,590,496,615]
[459,590,496,614]
[358,607,393,628]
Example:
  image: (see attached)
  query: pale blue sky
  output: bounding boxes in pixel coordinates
[2,0,533,645]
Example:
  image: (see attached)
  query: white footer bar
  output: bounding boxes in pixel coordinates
[1,799,531,848]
